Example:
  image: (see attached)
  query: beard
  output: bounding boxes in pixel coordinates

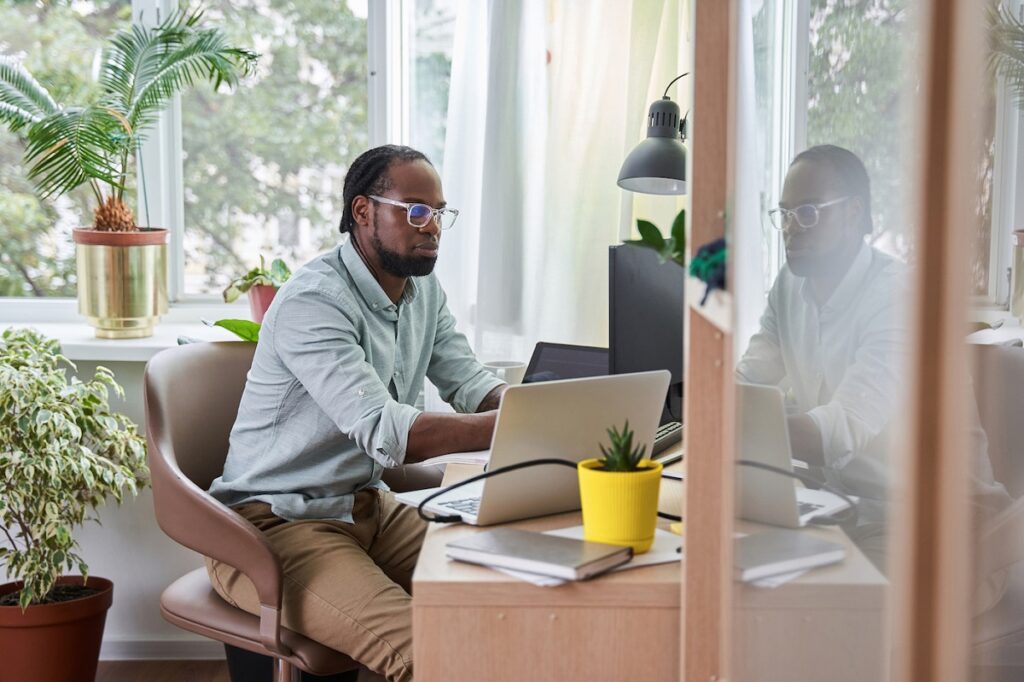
[371,215,437,277]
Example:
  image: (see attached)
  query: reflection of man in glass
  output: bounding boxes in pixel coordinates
[737,145,904,508]
[737,145,913,574]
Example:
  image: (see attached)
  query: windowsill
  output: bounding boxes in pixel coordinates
[3,322,241,362]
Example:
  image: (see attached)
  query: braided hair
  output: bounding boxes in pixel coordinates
[791,144,873,236]
[339,145,432,235]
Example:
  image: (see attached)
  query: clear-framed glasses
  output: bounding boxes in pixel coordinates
[767,196,850,231]
[368,195,459,231]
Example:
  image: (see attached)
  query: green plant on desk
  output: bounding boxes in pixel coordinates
[624,208,687,268]
[578,420,663,554]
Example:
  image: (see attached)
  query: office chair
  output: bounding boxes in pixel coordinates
[144,341,442,682]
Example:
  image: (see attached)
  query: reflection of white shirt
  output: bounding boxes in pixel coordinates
[736,243,906,496]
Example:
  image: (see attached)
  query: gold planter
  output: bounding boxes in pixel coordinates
[73,228,168,339]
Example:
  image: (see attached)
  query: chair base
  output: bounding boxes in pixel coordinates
[225,644,360,682]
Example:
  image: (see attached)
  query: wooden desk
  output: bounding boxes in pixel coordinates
[411,452,887,682]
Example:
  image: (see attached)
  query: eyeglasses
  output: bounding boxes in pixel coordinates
[767,196,850,231]
[368,195,459,231]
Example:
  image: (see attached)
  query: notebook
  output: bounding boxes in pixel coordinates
[734,529,846,582]
[445,528,633,581]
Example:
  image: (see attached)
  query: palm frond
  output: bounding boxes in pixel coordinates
[24,106,123,200]
[127,29,256,133]
[989,3,1024,107]
[0,56,59,131]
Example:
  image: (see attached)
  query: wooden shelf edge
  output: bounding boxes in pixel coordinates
[686,276,732,333]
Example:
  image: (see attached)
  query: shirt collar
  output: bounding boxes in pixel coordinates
[339,237,419,311]
[799,241,873,313]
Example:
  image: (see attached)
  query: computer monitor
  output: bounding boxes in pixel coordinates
[522,342,609,384]
[608,244,685,424]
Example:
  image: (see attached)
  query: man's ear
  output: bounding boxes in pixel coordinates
[846,196,865,234]
[352,195,372,230]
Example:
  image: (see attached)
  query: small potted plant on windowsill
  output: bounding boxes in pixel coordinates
[0,9,257,338]
[222,256,292,323]
[577,421,663,554]
[0,328,148,681]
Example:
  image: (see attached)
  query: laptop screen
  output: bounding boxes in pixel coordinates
[522,342,609,384]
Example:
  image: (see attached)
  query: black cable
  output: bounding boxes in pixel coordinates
[662,72,690,98]
[417,458,578,523]
[736,459,859,526]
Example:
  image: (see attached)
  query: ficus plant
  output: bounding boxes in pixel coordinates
[597,421,649,472]
[624,208,686,268]
[0,328,148,610]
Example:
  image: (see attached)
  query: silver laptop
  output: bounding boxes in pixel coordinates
[736,382,852,528]
[395,370,670,525]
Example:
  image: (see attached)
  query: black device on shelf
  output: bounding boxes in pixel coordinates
[608,244,686,426]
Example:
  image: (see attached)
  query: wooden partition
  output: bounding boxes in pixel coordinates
[682,1,736,680]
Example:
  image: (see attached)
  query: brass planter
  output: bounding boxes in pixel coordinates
[73,228,168,339]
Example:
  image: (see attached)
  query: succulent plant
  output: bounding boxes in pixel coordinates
[597,420,648,472]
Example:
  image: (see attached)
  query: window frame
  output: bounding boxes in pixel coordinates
[0,0,401,320]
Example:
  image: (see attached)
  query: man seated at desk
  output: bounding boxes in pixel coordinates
[207,144,507,682]
[736,144,1011,573]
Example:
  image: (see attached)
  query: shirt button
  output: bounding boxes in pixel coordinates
[358,388,366,397]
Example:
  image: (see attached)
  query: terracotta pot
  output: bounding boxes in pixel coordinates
[248,284,278,323]
[0,576,113,682]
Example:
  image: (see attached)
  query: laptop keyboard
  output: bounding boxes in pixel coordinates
[653,421,684,457]
[798,500,824,517]
[440,497,481,515]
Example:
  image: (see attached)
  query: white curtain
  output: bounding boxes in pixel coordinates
[429,0,686,410]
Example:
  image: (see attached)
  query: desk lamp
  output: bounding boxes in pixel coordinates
[617,73,689,195]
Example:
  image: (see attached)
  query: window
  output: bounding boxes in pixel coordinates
[0,0,132,298]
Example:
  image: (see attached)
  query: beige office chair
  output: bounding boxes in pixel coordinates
[144,341,442,682]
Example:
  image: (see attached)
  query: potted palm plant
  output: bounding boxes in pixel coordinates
[0,9,257,338]
[578,421,663,554]
[0,328,148,681]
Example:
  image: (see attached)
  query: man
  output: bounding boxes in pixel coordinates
[736,145,1011,573]
[207,145,507,682]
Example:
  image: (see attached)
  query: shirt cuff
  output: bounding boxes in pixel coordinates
[451,372,506,414]
[372,400,421,467]
[806,404,854,470]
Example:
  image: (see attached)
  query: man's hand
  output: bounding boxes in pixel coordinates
[476,384,508,413]
[405,410,498,462]
[787,413,825,467]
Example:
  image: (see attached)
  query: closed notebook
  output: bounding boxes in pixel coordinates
[446,528,633,581]
[734,529,846,582]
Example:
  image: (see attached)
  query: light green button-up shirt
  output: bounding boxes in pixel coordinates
[208,237,503,522]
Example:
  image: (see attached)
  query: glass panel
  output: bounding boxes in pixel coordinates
[969,1,1024,679]
[180,0,369,296]
[409,0,456,176]
[0,0,131,297]
[731,0,918,677]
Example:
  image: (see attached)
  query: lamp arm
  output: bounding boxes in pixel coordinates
[662,72,690,99]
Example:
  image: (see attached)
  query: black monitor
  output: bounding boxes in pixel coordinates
[608,244,685,424]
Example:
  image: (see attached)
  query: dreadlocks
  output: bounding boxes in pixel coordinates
[339,145,431,235]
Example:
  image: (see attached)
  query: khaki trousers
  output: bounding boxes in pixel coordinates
[205,490,427,682]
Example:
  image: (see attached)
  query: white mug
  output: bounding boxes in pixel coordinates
[483,360,527,385]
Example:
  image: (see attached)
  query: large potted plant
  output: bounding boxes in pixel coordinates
[0,9,257,338]
[577,421,663,554]
[0,328,148,681]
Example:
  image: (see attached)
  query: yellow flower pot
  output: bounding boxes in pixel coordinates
[577,458,663,554]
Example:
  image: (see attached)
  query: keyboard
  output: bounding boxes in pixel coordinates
[440,497,481,515]
[797,501,824,517]
[652,421,684,463]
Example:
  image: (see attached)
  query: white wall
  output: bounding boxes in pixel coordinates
[2,360,223,660]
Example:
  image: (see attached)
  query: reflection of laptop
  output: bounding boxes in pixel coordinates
[522,342,608,384]
[395,370,670,525]
[736,382,852,528]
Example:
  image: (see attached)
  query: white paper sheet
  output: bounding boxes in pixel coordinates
[419,449,490,466]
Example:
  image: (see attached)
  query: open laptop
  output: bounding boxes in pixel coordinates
[736,382,852,528]
[395,370,670,525]
[521,342,609,384]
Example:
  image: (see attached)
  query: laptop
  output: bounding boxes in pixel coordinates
[394,370,670,525]
[521,342,609,384]
[736,382,852,528]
